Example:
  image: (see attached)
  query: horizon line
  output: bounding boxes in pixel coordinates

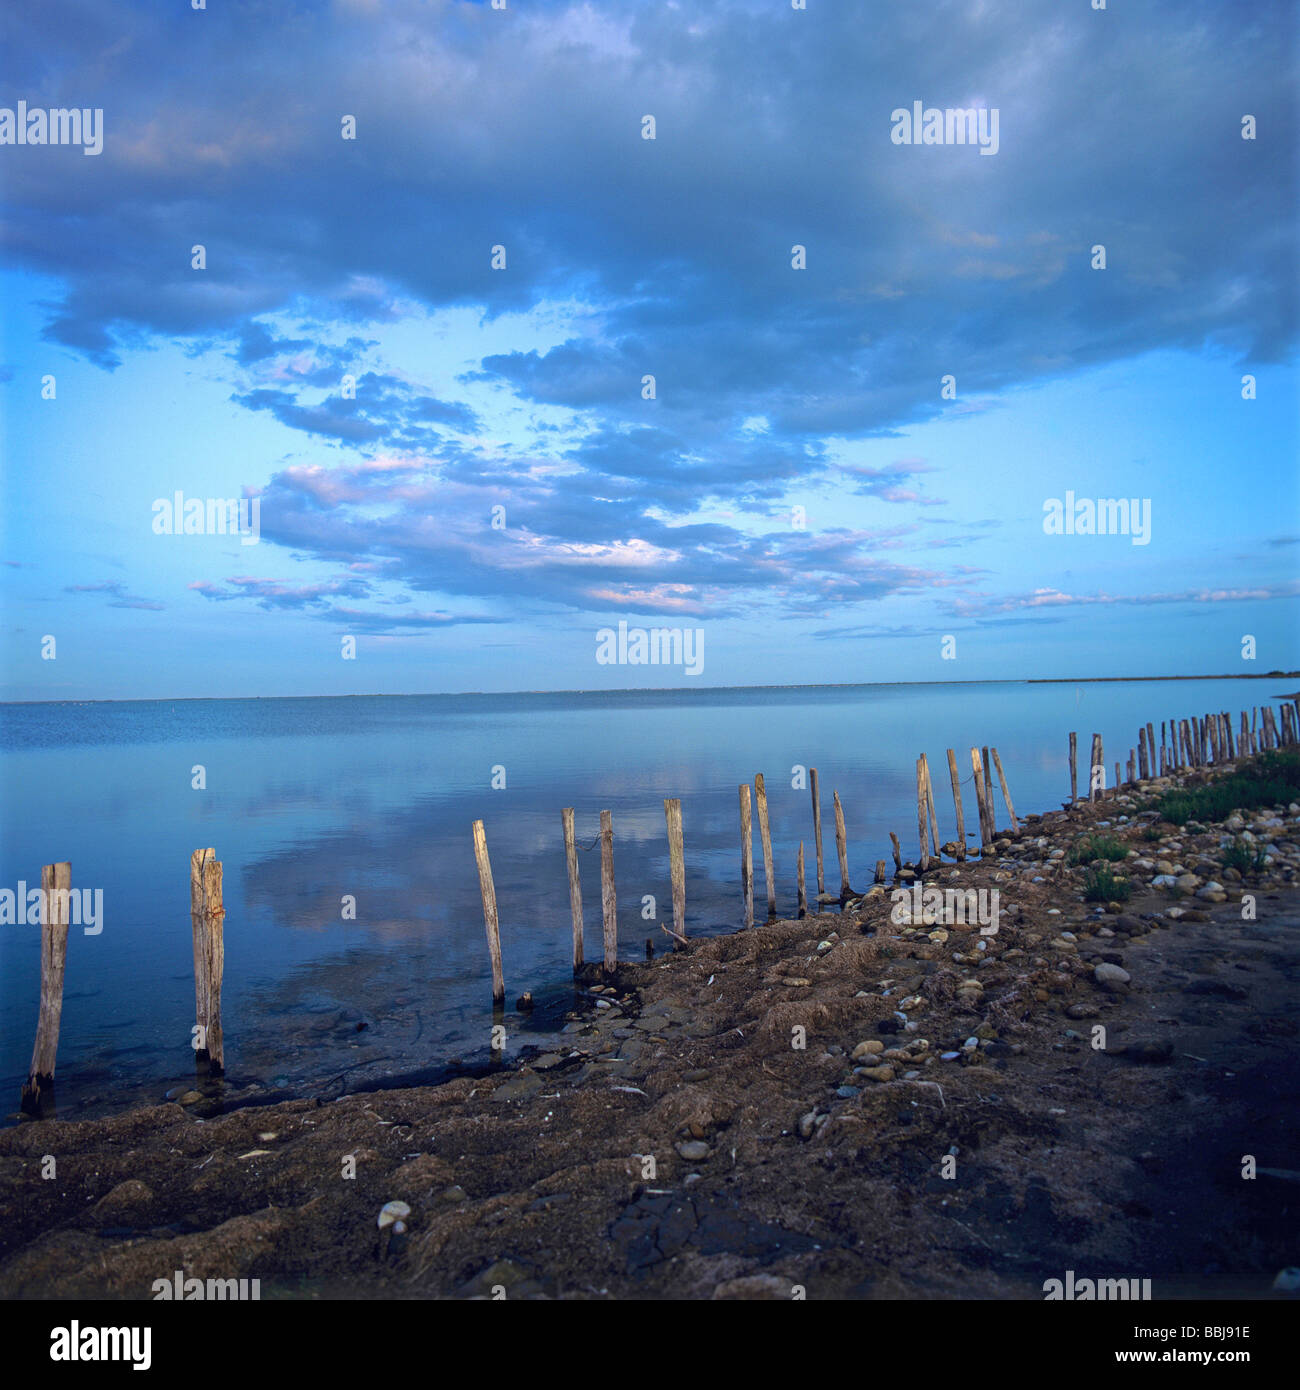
[3,671,1299,707]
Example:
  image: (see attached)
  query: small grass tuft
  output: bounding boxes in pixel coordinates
[1067,833,1128,867]
[1221,837,1267,875]
[1082,866,1132,903]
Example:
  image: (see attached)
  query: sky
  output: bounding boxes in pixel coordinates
[1,0,1297,700]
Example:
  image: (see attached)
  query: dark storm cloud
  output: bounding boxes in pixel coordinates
[6,0,1294,625]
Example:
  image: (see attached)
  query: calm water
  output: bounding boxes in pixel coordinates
[0,679,1290,1119]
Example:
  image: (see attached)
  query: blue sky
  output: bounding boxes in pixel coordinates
[2,0,1297,700]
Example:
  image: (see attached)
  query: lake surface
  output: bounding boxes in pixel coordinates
[0,678,1292,1120]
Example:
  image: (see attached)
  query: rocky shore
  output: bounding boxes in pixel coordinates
[3,753,1299,1300]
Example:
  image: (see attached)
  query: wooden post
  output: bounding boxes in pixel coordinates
[832,790,850,899]
[1137,728,1148,780]
[188,848,225,1074]
[754,773,777,920]
[599,810,618,974]
[1127,751,1135,785]
[945,749,967,861]
[914,757,930,871]
[471,823,505,1002]
[796,841,807,918]
[970,747,990,848]
[739,784,754,928]
[562,808,584,972]
[664,798,686,942]
[921,754,940,861]
[874,859,887,884]
[1146,723,1156,777]
[889,831,902,874]
[1069,732,1078,804]
[1223,712,1234,759]
[1089,734,1103,800]
[981,747,994,830]
[1240,711,1250,758]
[20,862,71,1114]
[809,767,825,899]
[1113,761,1120,796]
[990,748,1019,832]
[1251,708,1258,754]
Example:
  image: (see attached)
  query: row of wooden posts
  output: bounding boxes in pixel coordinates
[470,743,1018,1004]
[1068,697,1300,803]
[20,694,1299,1109]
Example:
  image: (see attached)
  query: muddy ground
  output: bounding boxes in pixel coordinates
[2,761,1298,1300]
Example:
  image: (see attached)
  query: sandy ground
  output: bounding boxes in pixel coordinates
[2,760,1298,1300]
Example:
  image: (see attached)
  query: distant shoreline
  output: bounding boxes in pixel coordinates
[3,672,1299,707]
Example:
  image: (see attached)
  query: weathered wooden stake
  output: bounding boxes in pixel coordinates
[921,753,940,861]
[562,808,584,972]
[21,862,71,1114]
[796,841,807,918]
[754,773,777,919]
[832,790,850,899]
[599,809,617,974]
[471,823,505,1002]
[874,859,887,884]
[944,749,967,861]
[981,746,995,828]
[1069,732,1078,803]
[1088,734,1103,800]
[990,748,1019,832]
[739,784,754,928]
[189,848,226,1073]
[889,831,902,874]
[915,756,930,871]
[970,747,990,848]
[663,797,686,943]
[809,767,825,899]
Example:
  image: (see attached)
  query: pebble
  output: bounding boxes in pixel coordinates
[851,1040,885,1059]
[676,1140,710,1161]
[836,1085,860,1099]
[1094,962,1131,991]
[859,1064,895,1082]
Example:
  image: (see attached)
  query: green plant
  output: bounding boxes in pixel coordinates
[1067,833,1128,866]
[1153,749,1300,826]
[1082,866,1132,902]
[1222,837,1267,875]
[1140,825,1164,842]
